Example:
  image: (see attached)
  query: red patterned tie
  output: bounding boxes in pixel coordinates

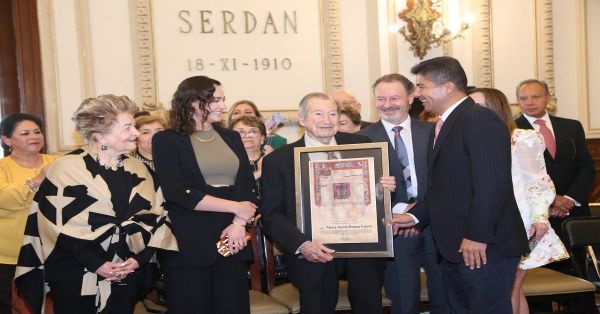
[534,119,556,158]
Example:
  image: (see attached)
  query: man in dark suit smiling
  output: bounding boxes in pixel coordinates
[391,57,528,314]
[359,74,448,314]
[515,79,595,247]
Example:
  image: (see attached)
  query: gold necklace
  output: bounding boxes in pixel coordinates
[192,132,216,142]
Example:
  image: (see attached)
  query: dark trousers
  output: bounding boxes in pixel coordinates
[294,258,385,314]
[441,256,519,314]
[48,275,141,314]
[385,228,449,314]
[163,256,249,314]
[338,258,386,314]
[0,264,15,314]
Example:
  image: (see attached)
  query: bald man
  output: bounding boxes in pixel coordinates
[333,90,373,129]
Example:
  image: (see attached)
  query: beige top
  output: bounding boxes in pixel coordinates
[0,154,58,264]
[190,131,239,186]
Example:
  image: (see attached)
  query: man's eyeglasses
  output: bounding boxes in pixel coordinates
[235,129,260,138]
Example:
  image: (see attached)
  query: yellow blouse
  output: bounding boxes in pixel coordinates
[0,154,58,264]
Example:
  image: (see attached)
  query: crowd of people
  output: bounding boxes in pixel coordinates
[0,56,595,314]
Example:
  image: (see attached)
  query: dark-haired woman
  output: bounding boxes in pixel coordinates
[0,113,57,313]
[153,76,257,314]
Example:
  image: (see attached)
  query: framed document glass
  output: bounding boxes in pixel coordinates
[294,143,393,258]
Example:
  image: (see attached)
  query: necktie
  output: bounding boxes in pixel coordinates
[434,118,444,142]
[392,126,414,199]
[326,151,337,160]
[534,119,556,158]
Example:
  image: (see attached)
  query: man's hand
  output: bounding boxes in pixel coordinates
[388,214,416,235]
[397,226,420,238]
[299,241,335,263]
[551,195,575,214]
[458,238,487,270]
[379,176,396,192]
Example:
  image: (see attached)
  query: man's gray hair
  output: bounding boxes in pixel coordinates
[516,79,550,97]
[298,92,339,118]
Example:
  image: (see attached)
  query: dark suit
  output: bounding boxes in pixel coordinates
[261,132,386,314]
[411,98,528,313]
[515,115,595,240]
[153,127,256,314]
[359,120,448,314]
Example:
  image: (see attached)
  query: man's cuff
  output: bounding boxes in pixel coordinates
[392,203,409,214]
[406,213,419,224]
[564,195,581,207]
[295,241,310,254]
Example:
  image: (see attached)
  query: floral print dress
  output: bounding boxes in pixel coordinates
[512,129,569,270]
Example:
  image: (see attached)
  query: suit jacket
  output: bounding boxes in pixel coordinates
[153,127,256,267]
[358,119,432,206]
[411,98,528,263]
[515,115,595,237]
[261,132,372,288]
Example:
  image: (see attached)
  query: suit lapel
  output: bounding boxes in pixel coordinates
[430,99,471,165]
[411,121,431,198]
[179,134,208,187]
[371,121,403,173]
[548,115,569,161]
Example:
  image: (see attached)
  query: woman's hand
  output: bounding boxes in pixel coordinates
[95,258,139,281]
[31,164,52,188]
[530,222,549,241]
[235,201,257,221]
[263,145,274,155]
[220,223,249,255]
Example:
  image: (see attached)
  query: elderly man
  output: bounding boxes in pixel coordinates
[333,90,373,129]
[391,57,528,314]
[515,79,595,261]
[261,92,396,314]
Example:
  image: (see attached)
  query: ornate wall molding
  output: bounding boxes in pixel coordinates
[322,0,344,93]
[74,0,95,99]
[128,0,160,112]
[534,0,555,97]
[471,0,493,88]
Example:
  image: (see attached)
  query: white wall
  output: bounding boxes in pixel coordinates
[38,0,599,152]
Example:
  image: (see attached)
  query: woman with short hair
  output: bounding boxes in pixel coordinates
[15,95,178,314]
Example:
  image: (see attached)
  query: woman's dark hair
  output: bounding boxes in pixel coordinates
[169,76,221,134]
[0,113,44,151]
[229,115,267,137]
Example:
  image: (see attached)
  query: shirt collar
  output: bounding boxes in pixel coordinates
[439,96,468,122]
[380,116,412,133]
[523,111,550,126]
[303,132,337,147]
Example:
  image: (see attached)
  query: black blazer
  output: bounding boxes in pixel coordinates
[411,98,528,263]
[153,127,256,267]
[359,119,432,206]
[260,132,371,288]
[515,115,595,237]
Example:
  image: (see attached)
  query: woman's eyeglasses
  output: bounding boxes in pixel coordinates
[235,129,260,138]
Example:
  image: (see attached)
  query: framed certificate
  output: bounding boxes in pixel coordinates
[294,142,393,258]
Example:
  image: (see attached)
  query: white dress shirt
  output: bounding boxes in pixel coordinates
[522,111,555,137]
[380,118,418,213]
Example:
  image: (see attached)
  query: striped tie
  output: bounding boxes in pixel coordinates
[392,126,414,199]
